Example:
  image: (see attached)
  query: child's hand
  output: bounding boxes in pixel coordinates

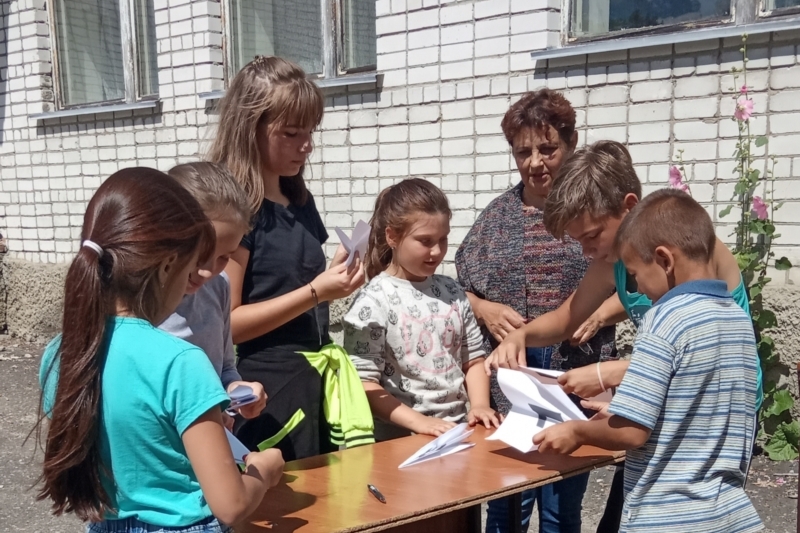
[245,448,285,489]
[484,330,527,376]
[313,257,365,302]
[410,414,457,437]
[571,313,604,345]
[534,421,582,455]
[221,411,235,431]
[467,405,501,429]
[557,365,605,399]
[227,381,268,419]
[330,244,348,268]
[581,400,610,420]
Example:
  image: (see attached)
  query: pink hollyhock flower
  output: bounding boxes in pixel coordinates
[669,165,689,192]
[734,97,754,121]
[740,85,748,94]
[751,196,768,220]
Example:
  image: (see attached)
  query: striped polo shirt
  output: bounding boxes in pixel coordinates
[608,279,763,533]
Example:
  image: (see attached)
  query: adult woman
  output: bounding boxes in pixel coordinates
[211,57,364,461]
[455,89,619,533]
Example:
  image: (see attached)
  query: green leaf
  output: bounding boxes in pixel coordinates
[718,205,733,218]
[763,421,800,461]
[749,169,761,182]
[734,181,750,195]
[755,136,768,147]
[749,285,762,298]
[756,309,778,329]
[763,389,794,418]
[775,257,793,271]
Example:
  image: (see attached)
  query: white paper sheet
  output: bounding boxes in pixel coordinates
[399,423,475,468]
[335,220,370,268]
[486,368,596,453]
[226,428,250,466]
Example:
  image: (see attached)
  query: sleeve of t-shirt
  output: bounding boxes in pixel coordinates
[343,290,388,384]
[608,329,676,431]
[456,285,487,365]
[165,348,231,436]
[218,274,242,389]
[38,336,62,418]
[306,193,329,244]
[240,225,256,252]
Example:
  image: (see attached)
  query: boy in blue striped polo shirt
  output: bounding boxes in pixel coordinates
[534,189,763,533]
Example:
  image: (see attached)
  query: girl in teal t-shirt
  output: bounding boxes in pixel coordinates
[36,169,284,533]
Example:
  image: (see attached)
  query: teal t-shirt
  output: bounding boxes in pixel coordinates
[40,317,230,527]
[614,260,763,410]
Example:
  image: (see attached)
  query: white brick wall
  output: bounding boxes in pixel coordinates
[2,1,800,284]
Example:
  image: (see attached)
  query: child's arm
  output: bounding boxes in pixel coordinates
[226,246,364,344]
[485,260,617,374]
[570,293,627,345]
[558,360,630,399]
[533,414,651,454]
[362,382,456,436]
[183,408,284,525]
[463,358,500,428]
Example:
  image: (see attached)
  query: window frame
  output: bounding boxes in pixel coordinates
[47,0,158,111]
[223,0,377,84]
[564,0,800,44]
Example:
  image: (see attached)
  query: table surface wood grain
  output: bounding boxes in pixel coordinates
[238,426,624,533]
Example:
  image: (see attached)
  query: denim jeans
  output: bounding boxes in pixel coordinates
[87,516,231,533]
[485,347,590,533]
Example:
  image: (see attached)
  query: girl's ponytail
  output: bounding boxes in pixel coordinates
[36,168,215,521]
[365,179,452,279]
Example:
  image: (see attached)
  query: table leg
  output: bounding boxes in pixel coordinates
[507,492,522,533]
[466,503,482,533]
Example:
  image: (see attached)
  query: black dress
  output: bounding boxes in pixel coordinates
[234,193,337,461]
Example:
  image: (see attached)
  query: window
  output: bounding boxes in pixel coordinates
[50,0,158,108]
[227,0,376,79]
[569,0,800,41]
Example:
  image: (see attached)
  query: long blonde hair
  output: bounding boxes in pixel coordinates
[207,56,324,213]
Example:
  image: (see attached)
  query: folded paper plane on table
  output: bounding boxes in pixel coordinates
[486,367,612,453]
[398,422,475,469]
[335,220,370,268]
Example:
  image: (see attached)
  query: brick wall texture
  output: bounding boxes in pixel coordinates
[1,0,800,284]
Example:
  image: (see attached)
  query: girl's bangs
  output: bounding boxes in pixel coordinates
[269,80,324,130]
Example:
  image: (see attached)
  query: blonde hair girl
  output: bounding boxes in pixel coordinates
[209,56,364,460]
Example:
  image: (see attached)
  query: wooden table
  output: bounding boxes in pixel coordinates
[238,426,624,533]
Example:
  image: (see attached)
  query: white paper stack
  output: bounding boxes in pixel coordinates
[398,423,475,469]
[486,367,611,453]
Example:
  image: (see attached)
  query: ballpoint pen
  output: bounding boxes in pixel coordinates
[367,484,386,504]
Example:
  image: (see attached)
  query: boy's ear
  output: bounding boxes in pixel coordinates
[622,193,639,213]
[653,246,674,275]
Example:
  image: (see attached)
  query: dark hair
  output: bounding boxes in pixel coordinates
[500,89,576,146]
[366,178,452,279]
[36,168,215,521]
[168,162,252,233]
[207,56,324,211]
[614,188,716,264]
[544,140,643,239]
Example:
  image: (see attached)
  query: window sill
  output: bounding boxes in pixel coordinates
[29,100,159,120]
[530,15,800,61]
[198,73,378,101]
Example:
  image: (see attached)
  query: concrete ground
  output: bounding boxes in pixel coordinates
[1,335,796,533]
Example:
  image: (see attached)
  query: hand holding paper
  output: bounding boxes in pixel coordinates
[335,220,370,268]
[399,423,475,469]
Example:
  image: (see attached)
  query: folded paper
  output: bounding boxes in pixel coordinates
[226,428,250,466]
[399,422,475,469]
[335,220,370,268]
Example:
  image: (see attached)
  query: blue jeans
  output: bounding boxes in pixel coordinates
[485,347,590,533]
[87,516,231,533]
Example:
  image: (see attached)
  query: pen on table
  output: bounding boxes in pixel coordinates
[367,484,386,504]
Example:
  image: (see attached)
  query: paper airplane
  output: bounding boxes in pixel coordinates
[226,428,250,466]
[335,220,370,268]
[226,384,258,415]
[486,367,609,453]
[399,422,475,469]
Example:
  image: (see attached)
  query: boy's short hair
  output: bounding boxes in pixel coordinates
[544,140,642,239]
[614,188,716,264]
[168,162,252,233]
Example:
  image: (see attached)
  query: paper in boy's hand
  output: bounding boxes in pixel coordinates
[399,423,475,469]
[227,385,258,413]
[335,220,370,268]
[226,428,250,466]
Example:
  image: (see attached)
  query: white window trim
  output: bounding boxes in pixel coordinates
[32,0,159,121]
[533,0,800,60]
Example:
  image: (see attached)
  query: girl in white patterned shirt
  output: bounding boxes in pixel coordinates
[343,179,500,440]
